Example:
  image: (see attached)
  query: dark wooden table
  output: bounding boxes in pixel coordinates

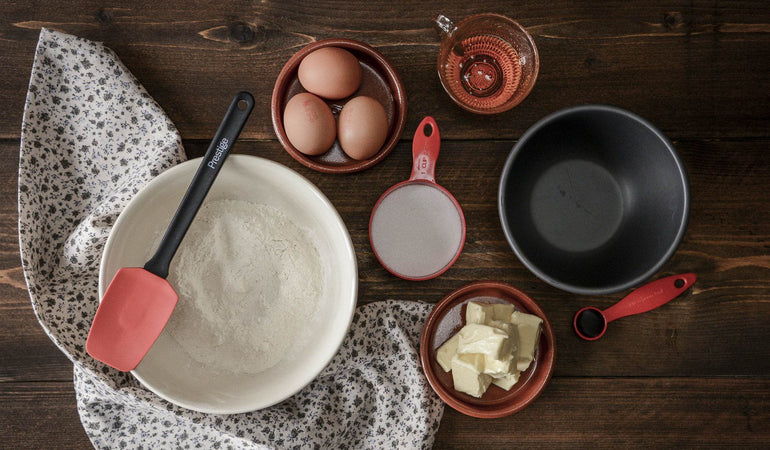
[2,1,769,447]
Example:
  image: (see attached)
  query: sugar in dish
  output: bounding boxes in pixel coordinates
[370,183,464,279]
[369,117,465,280]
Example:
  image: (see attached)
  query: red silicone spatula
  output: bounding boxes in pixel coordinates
[86,91,254,371]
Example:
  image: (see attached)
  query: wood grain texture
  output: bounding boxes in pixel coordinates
[435,378,770,448]
[0,382,91,449]
[2,0,769,447]
[1,378,768,449]
[0,1,769,139]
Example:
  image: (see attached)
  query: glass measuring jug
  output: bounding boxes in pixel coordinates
[435,13,539,114]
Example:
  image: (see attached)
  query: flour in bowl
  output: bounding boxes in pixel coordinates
[164,198,324,374]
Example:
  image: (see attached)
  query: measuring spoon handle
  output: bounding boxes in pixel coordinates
[409,116,441,183]
[144,91,255,279]
[602,273,696,323]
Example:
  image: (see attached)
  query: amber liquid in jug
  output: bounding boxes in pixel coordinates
[444,35,522,110]
[435,14,538,114]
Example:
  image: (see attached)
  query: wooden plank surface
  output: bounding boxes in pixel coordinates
[2,378,768,448]
[0,1,769,140]
[1,0,769,447]
[435,378,770,447]
[0,382,91,448]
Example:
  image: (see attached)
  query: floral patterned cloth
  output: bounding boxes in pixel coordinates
[19,28,443,449]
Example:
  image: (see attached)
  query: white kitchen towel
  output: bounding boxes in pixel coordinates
[19,28,443,449]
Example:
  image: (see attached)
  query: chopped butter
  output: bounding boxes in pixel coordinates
[483,354,514,377]
[492,303,515,321]
[457,323,512,360]
[465,302,493,324]
[435,301,544,398]
[487,319,519,366]
[510,311,543,372]
[491,371,521,390]
[451,353,492,398]
[436,334,459,372]
[466,302,516,324]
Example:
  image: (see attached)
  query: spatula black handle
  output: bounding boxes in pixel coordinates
[144,91,254,279]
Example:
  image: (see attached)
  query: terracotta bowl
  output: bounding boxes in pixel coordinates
[271,38,407,173]
[420,281,556,418]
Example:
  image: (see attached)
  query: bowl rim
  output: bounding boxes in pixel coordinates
[271,38,408,174]
[420,281,556,419]
[99,154,358,413]
[497,104,691,295]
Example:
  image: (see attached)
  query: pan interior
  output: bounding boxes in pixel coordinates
[500,107,688,293]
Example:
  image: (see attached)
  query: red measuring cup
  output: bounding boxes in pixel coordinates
[573,273,697,340]
[369,117,466,280]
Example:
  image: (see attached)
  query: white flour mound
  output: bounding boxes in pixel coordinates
[165,199,324,374]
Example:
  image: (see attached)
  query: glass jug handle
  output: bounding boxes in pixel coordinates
[434,14,456,36]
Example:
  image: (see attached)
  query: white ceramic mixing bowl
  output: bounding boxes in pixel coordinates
[99,154,358,413]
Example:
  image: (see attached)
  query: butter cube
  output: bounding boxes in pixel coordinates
[465,302,494,324]
[487,320,518,350]
[492,303,515,321]
[491,371,521,391]
[510,311,543,371]
[457,323,512,360]
[480,320,518,377]
[466,302,516,324]
[483,354,514,377]
[436,334,459,372]
[488,319,519,359]
[451,353,492,398]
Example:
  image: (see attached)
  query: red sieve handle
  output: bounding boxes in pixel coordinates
[602,273,696,323]
[410,116,441,183]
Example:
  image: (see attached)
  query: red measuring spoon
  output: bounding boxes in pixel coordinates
[369,116,466,280]
[573,273,696,340]
[86,92,254,371]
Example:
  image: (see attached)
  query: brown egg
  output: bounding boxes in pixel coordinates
[283,93,336,156]
[298,47,363,100]
[338,96,390,160]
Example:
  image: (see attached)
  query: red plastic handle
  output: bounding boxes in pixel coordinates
[602,273,697,323]
[410,116,441,182]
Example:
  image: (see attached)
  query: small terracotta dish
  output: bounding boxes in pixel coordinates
[272,38,407,173]
[420,281,556,418]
